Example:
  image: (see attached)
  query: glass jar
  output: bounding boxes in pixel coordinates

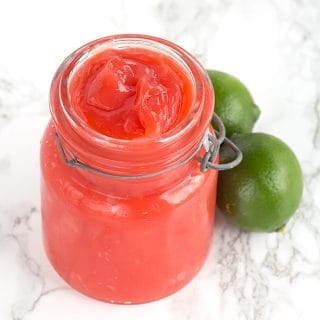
[40,34,239,304]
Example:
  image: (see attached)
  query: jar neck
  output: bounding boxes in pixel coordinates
[50,35,214,177]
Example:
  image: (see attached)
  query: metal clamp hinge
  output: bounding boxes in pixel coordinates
[198,113,243,172]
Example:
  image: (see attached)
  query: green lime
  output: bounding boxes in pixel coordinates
[207,70,260,137]
[217,133,303,232]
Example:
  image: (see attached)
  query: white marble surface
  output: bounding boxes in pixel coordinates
[1,0,320,319]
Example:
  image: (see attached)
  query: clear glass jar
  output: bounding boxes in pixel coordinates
[41,34,218,304]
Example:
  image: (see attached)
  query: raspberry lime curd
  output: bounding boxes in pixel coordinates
[41,34,217,304]
[70,47,194,139]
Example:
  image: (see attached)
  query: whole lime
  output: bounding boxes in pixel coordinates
[217,133,303,232]
[207,70,260,137]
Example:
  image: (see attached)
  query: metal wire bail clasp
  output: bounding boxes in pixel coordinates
[199,113,243,172]
[55,113,242,179]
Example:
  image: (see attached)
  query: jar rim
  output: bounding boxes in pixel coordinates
[50,34,214,175]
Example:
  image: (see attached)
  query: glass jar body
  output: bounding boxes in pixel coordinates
[41,34,217,303]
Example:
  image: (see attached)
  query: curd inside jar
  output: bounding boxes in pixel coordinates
[69,47,195,139]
